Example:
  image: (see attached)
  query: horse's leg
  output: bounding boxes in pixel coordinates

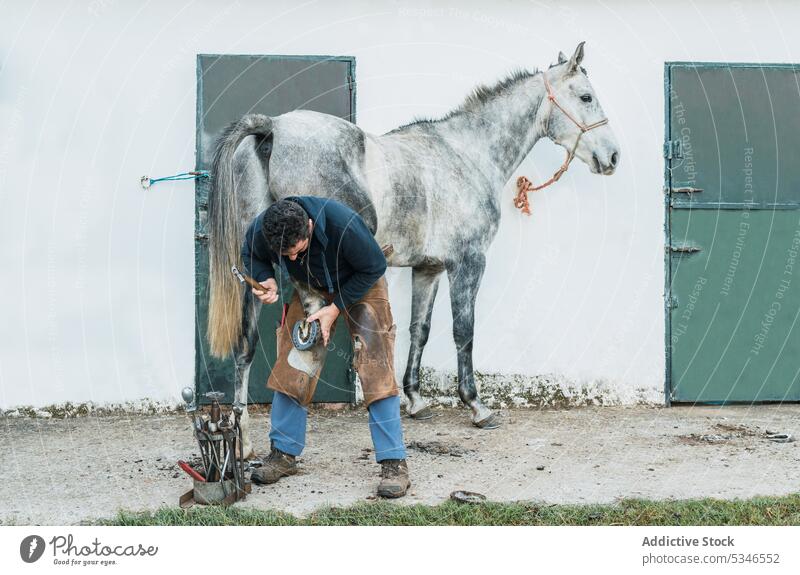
[232,287,262,460]
[295,284,327,317]
[402,265,444,419]
[447,253,499,429]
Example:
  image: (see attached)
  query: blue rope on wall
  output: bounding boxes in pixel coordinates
[140,171,210,189]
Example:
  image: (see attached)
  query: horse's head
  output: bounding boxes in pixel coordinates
[545,42,620,175]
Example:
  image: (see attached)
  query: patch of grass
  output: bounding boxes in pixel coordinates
[103,506,299,526]
[100,494,800,526]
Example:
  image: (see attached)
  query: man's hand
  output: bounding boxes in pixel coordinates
[252,278,279,304]
[306,304,340,347]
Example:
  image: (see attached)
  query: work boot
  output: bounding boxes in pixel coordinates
[377,459,411,498]
[250,445,297,485]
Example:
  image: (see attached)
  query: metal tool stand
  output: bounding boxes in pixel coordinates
[178,389,251,508]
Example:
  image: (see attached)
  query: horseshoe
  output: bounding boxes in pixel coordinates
[291,319,320,351]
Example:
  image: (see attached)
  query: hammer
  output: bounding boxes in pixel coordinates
[231,265,268,293]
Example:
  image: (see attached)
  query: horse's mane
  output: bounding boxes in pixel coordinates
[391,67,540,131]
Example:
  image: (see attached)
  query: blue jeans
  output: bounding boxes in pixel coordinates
[269,391,406,462]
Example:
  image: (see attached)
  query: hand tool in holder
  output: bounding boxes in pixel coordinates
[178,388,251,507]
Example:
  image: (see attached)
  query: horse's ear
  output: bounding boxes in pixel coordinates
[567,41,585,73]
[557,51,567,64]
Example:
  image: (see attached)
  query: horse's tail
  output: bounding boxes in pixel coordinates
[206,114,273,358]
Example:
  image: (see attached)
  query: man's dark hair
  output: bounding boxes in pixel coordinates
[261,199,310,254]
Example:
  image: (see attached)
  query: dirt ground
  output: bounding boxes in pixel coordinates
[2,404,800,525]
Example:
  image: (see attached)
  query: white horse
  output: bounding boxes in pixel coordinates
[206,43,620,459]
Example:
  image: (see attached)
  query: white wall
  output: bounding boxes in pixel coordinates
[2,0,798,409]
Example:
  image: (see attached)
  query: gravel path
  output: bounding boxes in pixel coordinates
[2,405,799,525]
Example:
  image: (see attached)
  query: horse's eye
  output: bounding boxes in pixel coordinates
[580,94,593,103]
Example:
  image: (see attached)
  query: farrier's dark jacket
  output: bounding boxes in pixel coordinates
[240,196,387,312]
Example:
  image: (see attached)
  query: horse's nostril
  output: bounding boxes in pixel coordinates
[611,152,619,167]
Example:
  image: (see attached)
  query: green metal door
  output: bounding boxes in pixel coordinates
[195,54,357,404]
[666,62,800,403]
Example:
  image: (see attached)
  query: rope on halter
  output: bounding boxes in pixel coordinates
[514,144,576,215]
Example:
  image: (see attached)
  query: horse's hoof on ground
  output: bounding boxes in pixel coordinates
[407,405,433,420]
[473,413,501,429]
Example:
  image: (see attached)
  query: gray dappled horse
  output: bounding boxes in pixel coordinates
[206,43,620,459]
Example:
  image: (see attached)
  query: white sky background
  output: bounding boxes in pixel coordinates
[1,0,797,408]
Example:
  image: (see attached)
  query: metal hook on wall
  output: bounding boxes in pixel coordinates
[140,170,210,190]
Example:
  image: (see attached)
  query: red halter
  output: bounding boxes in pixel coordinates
[514,72,609,215]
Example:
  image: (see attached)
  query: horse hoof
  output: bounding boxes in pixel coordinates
[407,406,433,420]
[473,413,501,429]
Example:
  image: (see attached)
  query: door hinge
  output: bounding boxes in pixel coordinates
[195,232,209,243]
[667,243,701,254]
[347,72,354,94]
[670,187,703,194]
[668,295,679,309]
[664,139,683,159]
